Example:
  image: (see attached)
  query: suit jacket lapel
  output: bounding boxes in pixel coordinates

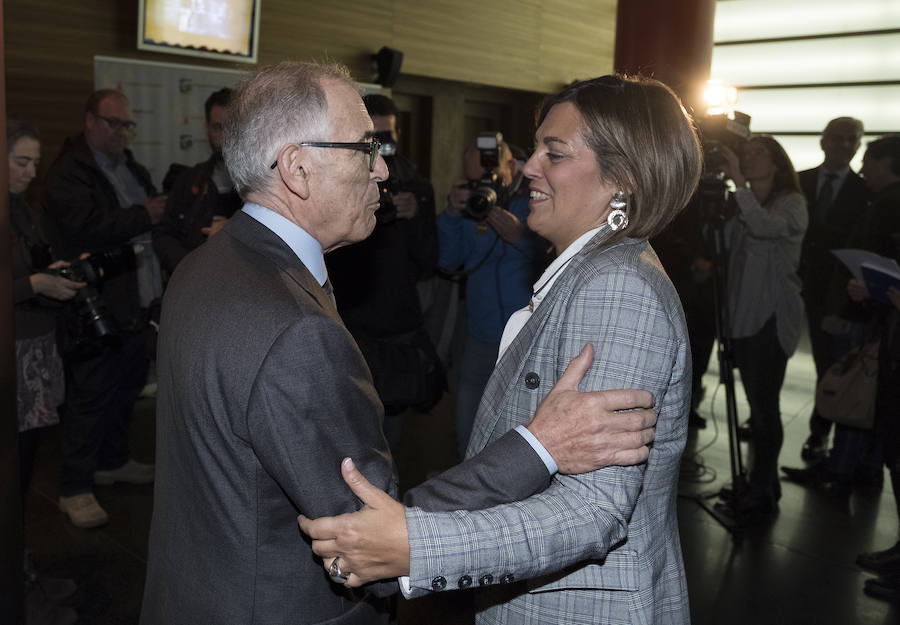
[225,211,337,316]
[469,296,555,451]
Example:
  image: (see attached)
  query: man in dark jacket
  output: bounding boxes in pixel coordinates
[153,87,242,277]
[43,89,164,528]
[326,94,440,453]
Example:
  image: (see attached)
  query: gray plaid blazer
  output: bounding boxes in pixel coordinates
[404,232,691,624]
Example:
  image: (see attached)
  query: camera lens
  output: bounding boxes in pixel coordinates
[464,186,497,221]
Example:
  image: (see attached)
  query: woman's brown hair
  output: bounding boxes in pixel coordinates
[537,75,702,241]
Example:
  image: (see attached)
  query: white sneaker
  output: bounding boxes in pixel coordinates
[59,493,109,528]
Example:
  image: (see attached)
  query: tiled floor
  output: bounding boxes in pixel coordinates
[21,334,899,624]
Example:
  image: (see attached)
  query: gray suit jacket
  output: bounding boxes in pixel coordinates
[141,212,399,625]
[404,232,691,624]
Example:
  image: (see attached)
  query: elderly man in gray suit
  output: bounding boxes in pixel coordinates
[140,61,658,625]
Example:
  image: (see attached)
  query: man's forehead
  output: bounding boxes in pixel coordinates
[99,95,130,115]
[825,125,861,139]
[209,105,228,120]
[323,80,371,128]
[370,114,395,132]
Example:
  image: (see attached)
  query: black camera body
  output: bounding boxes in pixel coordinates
[697,111,752,218]
[51,246,135,356]
[699,111,751,175]
[462,132,507,222]
[374,131,404,224]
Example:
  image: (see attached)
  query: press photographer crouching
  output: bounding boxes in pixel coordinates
[439,133,545,459]
[325,94,442,455]
[716,135,808,523]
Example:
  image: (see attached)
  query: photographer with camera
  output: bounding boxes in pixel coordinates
[440,134,544,458]
[325,94,441,453]
[715,135,808,523]
[42,89,160,528]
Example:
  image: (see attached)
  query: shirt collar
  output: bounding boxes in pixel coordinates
[820,165,851,185]
[89,145,125,170]
[241,202,328,286]
[531,225,606,307]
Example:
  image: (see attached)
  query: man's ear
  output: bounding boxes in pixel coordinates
[276,145,311,200]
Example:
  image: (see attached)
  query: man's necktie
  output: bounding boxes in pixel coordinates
[322,278,336,306]
[816,172,838,221]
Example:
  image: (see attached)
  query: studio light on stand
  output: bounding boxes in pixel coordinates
[703,79,738,117]
[689,79,753,537]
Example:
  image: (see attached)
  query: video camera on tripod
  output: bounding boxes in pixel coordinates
[697,110,752,218]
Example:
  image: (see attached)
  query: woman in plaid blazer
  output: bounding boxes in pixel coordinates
[303,75,702,625]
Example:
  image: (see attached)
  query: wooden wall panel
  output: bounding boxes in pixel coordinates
[1,0,25,618]
[4,0,615,201]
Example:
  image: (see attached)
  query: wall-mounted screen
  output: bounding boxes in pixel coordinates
[138,0,260,64]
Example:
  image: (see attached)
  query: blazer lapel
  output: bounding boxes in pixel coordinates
[468,298,555,452]
[469,229,628,452]
[225,211,337,315]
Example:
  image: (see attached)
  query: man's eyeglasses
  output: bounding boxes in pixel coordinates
[270,139,382,172]
[96,115,137,132]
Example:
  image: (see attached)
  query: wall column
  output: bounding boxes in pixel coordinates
[615,0,717,112]
[0,0,25,619]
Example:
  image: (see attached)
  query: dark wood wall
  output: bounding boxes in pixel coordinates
[1,0,24,619]
[4,0,616,202]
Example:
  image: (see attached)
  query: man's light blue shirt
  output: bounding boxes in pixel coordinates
[242,202,328,286]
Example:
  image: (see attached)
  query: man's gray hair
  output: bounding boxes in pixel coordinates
[224,60,355,197]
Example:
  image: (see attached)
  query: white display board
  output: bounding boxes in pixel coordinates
[93,55,247,188]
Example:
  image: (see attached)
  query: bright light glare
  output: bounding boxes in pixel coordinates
[731,85,900,133]
[715,0,900,42]
[704,80,738,116]
[712,33,900,87]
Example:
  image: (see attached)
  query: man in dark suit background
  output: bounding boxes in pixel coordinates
[140,60,659,625]
[152,87,242,278]
[796,116,868,461]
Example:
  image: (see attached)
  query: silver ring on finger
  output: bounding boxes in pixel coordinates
[329,557,349,584]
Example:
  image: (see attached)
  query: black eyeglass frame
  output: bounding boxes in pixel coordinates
[96,115,137,131]
[269,139,382,171]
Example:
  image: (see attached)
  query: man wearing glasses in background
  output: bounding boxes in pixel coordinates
[43,89,165,528]
[139,61,659,625]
